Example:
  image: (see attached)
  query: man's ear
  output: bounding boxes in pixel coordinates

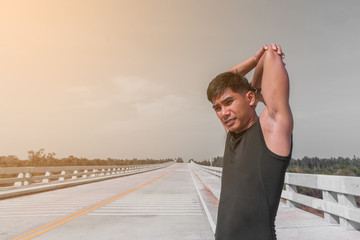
[245,91,256,107]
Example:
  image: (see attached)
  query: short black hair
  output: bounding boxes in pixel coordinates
[207,71,254,102]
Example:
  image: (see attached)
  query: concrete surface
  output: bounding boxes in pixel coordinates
[1,164,214,240]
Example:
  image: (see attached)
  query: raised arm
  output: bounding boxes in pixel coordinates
[230,45,283,106]
[252,43,293,156]
[227,45,268,75]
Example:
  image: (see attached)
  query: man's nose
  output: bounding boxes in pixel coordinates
[221,106,230,119]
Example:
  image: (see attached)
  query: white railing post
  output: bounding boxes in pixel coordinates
[337,193,360,230]
[72,170,78,179]
[82,170,88,178]
[322,190,339,224]
[42,172,51,183]
[14,173,24,186]
[91,169,97,177]
[285,184,301,208]
[58,171,66,181]
[24,173,31,185]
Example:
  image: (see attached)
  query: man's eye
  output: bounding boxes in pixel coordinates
[214,106,221,112]
[225,100,233,105]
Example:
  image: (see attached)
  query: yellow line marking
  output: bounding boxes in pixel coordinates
[13,166,179,240]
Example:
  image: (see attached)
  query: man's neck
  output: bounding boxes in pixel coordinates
[234,113,258,134]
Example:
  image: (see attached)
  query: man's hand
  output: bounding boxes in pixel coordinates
[252,45,267,64]
[268,43,286,65]
[227,43,285,77]
[252,44,285,65]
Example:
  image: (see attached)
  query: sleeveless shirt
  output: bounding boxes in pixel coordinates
[215,119,292,240]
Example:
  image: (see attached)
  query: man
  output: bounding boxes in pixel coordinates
[207,44,293,240]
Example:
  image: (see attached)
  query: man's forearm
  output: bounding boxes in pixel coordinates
[227,57,257,75]
[251,56,265,105]
[251,55,264,90]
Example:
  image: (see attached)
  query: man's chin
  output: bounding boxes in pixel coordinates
[227,125,238,133]
[228,124,245,133]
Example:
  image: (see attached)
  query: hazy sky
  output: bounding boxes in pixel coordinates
[1,0,360,161]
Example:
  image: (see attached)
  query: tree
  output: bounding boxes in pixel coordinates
[28,148,46,166]
[0,155,21,167]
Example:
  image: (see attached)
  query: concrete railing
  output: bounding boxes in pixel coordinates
[282,173,360,230]
[191,162,360,230]
[190,162,222,178]
[0,162,174,199]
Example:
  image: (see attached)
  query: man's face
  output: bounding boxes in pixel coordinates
[212,87,255,133]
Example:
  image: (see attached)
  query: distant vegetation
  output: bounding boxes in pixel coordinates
[0,149,175,167]
[195,156,360,177]
[194,157,224,168]
[287,156,360,176]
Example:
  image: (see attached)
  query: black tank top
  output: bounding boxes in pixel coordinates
[215,119,292,240]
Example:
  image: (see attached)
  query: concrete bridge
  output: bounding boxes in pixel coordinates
[0,163,359,239]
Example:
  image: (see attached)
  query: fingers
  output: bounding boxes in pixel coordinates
[276,45,284,58]
[270,43,282,55]
[277,45,285,60]
[256,43,286,65]
[265,43,286,65]
[268,42,285,59]
[271,43,277,51]
[253,45,268,63]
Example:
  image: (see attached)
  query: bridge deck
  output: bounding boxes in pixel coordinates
[0,163,359,239]
[1,164,214,240]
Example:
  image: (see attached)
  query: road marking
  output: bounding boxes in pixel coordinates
[190,167,216,233]
[88,213,202,216]
[88,193,202,216]
[96,206,201,208]
[13,166,179,240]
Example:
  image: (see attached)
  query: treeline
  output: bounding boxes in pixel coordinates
[0,149,175,167]
[194,156,224,167]
[195,156,360,176]
[287,156,360,176]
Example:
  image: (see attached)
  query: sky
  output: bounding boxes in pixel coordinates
[1,0,360,161]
